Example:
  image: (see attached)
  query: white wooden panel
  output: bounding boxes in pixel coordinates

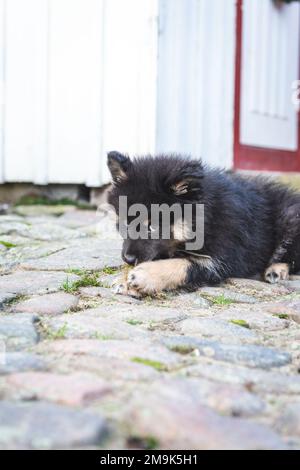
[156,0,236,169]
[33,0,49,184]
[200,0,236,168]
[4,0,48,182]
[101,0,158,184]
[156,0,199,155]
[48,0,104,185]
[241,0,300,150]
[0,0,4,183]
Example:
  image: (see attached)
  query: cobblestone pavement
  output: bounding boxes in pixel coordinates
[1,205,300,449]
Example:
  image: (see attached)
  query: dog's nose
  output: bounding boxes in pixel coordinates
[123,253,137,265]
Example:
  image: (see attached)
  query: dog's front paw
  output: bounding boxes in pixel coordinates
[126,259,190,295]
[113,283,127,295]
[113,281,142,298]
[264,263,289,284]
[127,263,160,295]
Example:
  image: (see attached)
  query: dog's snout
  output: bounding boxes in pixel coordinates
[123,253,137,266]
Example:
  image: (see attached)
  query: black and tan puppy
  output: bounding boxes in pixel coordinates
[107,151,300,295]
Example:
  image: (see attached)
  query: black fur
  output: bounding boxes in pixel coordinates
[107,152,300,289]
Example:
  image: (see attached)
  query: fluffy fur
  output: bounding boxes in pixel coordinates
[107,151,300,295]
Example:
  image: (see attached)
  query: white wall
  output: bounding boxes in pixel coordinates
[0,0,236,186]
[0,0,5,183]
[0,0,158,185]
[156,0,236,168]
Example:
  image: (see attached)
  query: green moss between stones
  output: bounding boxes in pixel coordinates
[4,294,28,306]
[0,240,17,249]
[101,266,119,275]
[46,323,68,340]
[126,319,143,326]
[272,313,289,319]
[14,195,96,210]
[61,272,101,293]
[168,344,195,355]
[209,295,235,306]
[93,333,115,340]
[229,319,250,329]
[128,436,159,450]
[131,357,166,372]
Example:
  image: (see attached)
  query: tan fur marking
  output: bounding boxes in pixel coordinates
[126,258,191,294]
[171,182,189,195]
[264,263,289,284]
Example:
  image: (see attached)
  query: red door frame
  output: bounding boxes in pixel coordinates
[234,0,300,172]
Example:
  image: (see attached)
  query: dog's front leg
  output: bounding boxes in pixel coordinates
[115,257,225,296]
[126,258,191,295]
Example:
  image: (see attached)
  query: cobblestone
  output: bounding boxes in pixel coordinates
[0,401,107,449]
[1,207,300,449]
[0,315,39,351]
[12,292,79,315]
[0,352,46,375]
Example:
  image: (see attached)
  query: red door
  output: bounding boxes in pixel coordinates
[234,0,300,172]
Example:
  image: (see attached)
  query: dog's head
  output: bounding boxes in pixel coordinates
[107,151,204,265]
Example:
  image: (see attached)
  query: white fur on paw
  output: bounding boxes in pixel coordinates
[264,263,289,284]
[113,281,142,299]
[113,283,127,295]
[127,265,158,295]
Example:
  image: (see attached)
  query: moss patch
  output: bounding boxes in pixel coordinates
[14,195,96,210]
[272,313,289,320]
[209,294,235,306]
[229,319,250,329]
[101,266,119,275]
[65,269,88,276]
[0,240,17,249]
[131,357,166,371]
[126,319,143,326]
[4,294,28,306]
[45,323,68,340]
[62,272,101,293]
[168,344,195,355]
[128,436,159,450]
[93,333,115,340]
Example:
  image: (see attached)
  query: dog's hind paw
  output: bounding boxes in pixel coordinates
[264,263,289,284]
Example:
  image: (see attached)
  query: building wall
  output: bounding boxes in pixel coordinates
[156,0,236,169]
[0,0,236,187]
[0,0,158,186]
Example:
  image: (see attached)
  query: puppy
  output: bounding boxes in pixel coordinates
[107,151,300,295]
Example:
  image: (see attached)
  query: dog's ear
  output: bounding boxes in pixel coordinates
[107,151,131,183]
[170,163,204,196]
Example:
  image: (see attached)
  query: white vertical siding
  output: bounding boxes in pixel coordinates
[0,0,158,185]
[100,0,158,184]
[156,0,206,157]
[156,0,236,169]
[0,0,4,183]
[48,0,105,185]
[4,0,48,182]
[32,0,49,184]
